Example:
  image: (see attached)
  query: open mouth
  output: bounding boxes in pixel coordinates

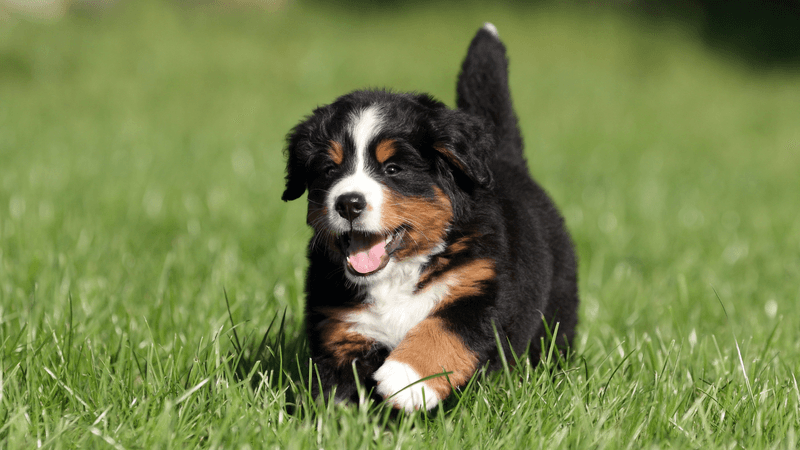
[338,228,406,276]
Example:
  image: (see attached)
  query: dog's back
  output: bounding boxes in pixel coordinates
[457,24,579,361]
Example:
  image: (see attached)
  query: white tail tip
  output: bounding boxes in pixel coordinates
[482,22,499,38]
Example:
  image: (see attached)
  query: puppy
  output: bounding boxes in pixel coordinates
[282,23,579,412]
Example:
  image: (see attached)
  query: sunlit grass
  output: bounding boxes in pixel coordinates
[1,1,799,448]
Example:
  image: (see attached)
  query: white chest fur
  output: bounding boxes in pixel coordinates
[346,256,448,349]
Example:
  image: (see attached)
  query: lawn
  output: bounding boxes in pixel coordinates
[1,1,799,448]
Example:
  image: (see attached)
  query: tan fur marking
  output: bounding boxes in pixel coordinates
[433,144,465,171]
[440,259,495,305]
[381,187,453,259]
[328,140,344,165]
[317,307,373,367]
[375,139,396,164]
[387,318,478,398]
[416,236,480,289]
[417,258,495,300]
[417,255,450,288]
[446,235,473,254]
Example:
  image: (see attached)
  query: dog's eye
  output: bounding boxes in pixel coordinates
[384,164,402,176]
[325,166,337,177]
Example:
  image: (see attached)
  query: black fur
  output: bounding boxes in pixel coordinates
[283,25,579,408]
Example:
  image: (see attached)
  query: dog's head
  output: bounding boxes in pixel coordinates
[283,90,493,284]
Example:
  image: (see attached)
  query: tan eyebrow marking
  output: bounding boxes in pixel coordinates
[375,139,396,164]
[328,140,344,165]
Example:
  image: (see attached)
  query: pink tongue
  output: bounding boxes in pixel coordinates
[348,240,386,274]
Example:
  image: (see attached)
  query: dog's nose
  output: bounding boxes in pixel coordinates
[335,193,367,222]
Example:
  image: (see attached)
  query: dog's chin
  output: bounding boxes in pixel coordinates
[337,228,406,282]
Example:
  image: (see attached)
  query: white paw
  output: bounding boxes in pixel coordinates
[373,361,439,412]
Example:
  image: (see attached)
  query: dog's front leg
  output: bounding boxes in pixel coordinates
[310,307,387,405]
[373,316,479,412]
[311,350,385,405]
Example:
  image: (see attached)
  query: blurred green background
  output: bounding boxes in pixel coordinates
[1,0,799,447]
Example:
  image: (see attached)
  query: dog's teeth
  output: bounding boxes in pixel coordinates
[386,234,393,244]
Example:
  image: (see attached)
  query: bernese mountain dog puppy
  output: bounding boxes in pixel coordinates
[281,23,579,412]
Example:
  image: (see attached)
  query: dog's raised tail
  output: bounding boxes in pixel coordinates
[456,23,524,162]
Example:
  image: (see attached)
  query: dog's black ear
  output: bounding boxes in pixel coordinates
[431,108,495,190]
[283,103,340,201]
[282,120,313,201]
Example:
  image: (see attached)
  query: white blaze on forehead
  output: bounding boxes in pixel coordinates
[327,105,385,233]
[350,105,383,169]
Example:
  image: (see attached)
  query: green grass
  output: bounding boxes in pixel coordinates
[2,1,800,448]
